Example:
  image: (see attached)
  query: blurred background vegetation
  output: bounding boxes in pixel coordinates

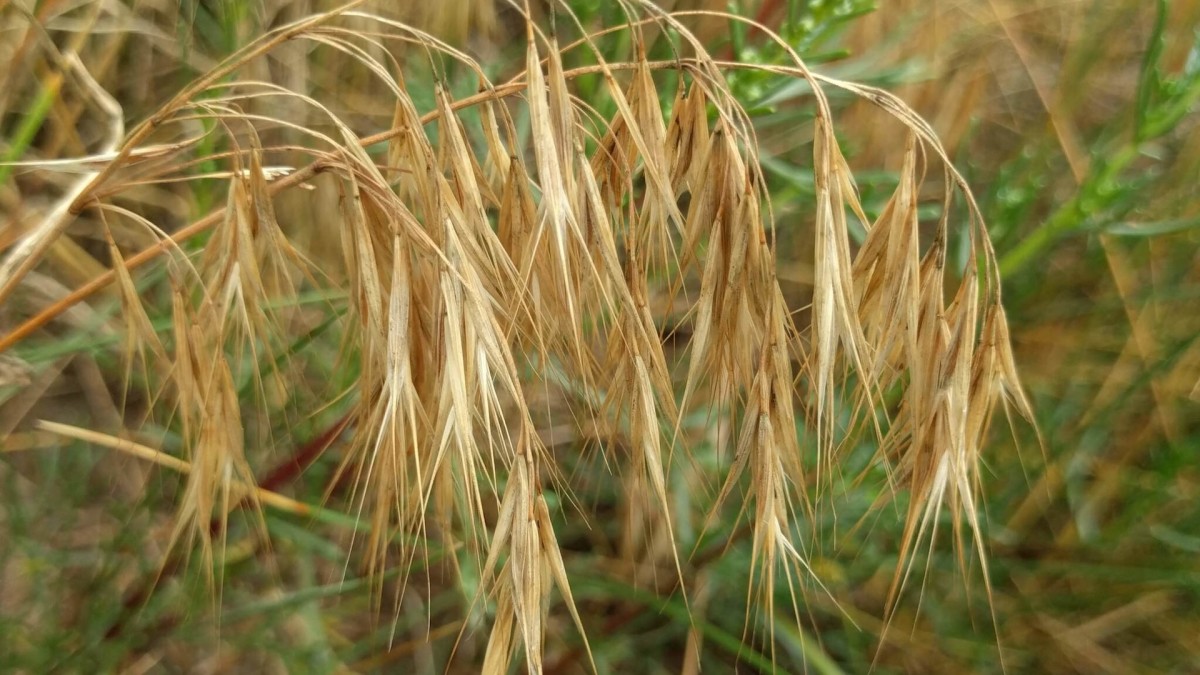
[1,0,1198,673]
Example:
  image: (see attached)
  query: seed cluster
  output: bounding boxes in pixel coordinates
[0,2,1032,670]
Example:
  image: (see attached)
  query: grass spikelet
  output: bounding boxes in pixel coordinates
[601,242,686,586]
[627,53,683,272]
[708,295,817,653]
[339,222,428,594]
[164,284,265,594]
[430,210,525,557]
[479,428,570,675]
[386,78,436,216]
[523,24,587,375]
[852,133,922,386]
[479,96,513,191]
[809,117,873,468]
[665,82,712,211]
[202,145,278,368]
[102,224,168,398]
[678,125,760,425]
[498,154,537,273]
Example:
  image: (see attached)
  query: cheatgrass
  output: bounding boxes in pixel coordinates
[1,1,1037,671]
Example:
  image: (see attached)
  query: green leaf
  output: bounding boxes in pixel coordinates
[1104,216,1200,237]
[1134,0,1169,141]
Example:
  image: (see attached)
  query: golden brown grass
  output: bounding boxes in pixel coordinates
[1,0,1035,670]
[825,2,1200,671]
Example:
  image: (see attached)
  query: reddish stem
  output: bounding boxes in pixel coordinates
[258,411,353,492]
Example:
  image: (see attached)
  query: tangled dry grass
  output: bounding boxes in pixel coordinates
[1,0,1037,671]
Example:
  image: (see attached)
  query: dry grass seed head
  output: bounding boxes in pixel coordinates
[0,2,1044,670]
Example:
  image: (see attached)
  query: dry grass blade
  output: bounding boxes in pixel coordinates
[0,52,121,305]
[31,420,312,516]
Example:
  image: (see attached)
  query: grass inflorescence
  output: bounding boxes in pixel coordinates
[0,1,1061,672]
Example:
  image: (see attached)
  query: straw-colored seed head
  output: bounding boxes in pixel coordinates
[5,1,1037,670]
